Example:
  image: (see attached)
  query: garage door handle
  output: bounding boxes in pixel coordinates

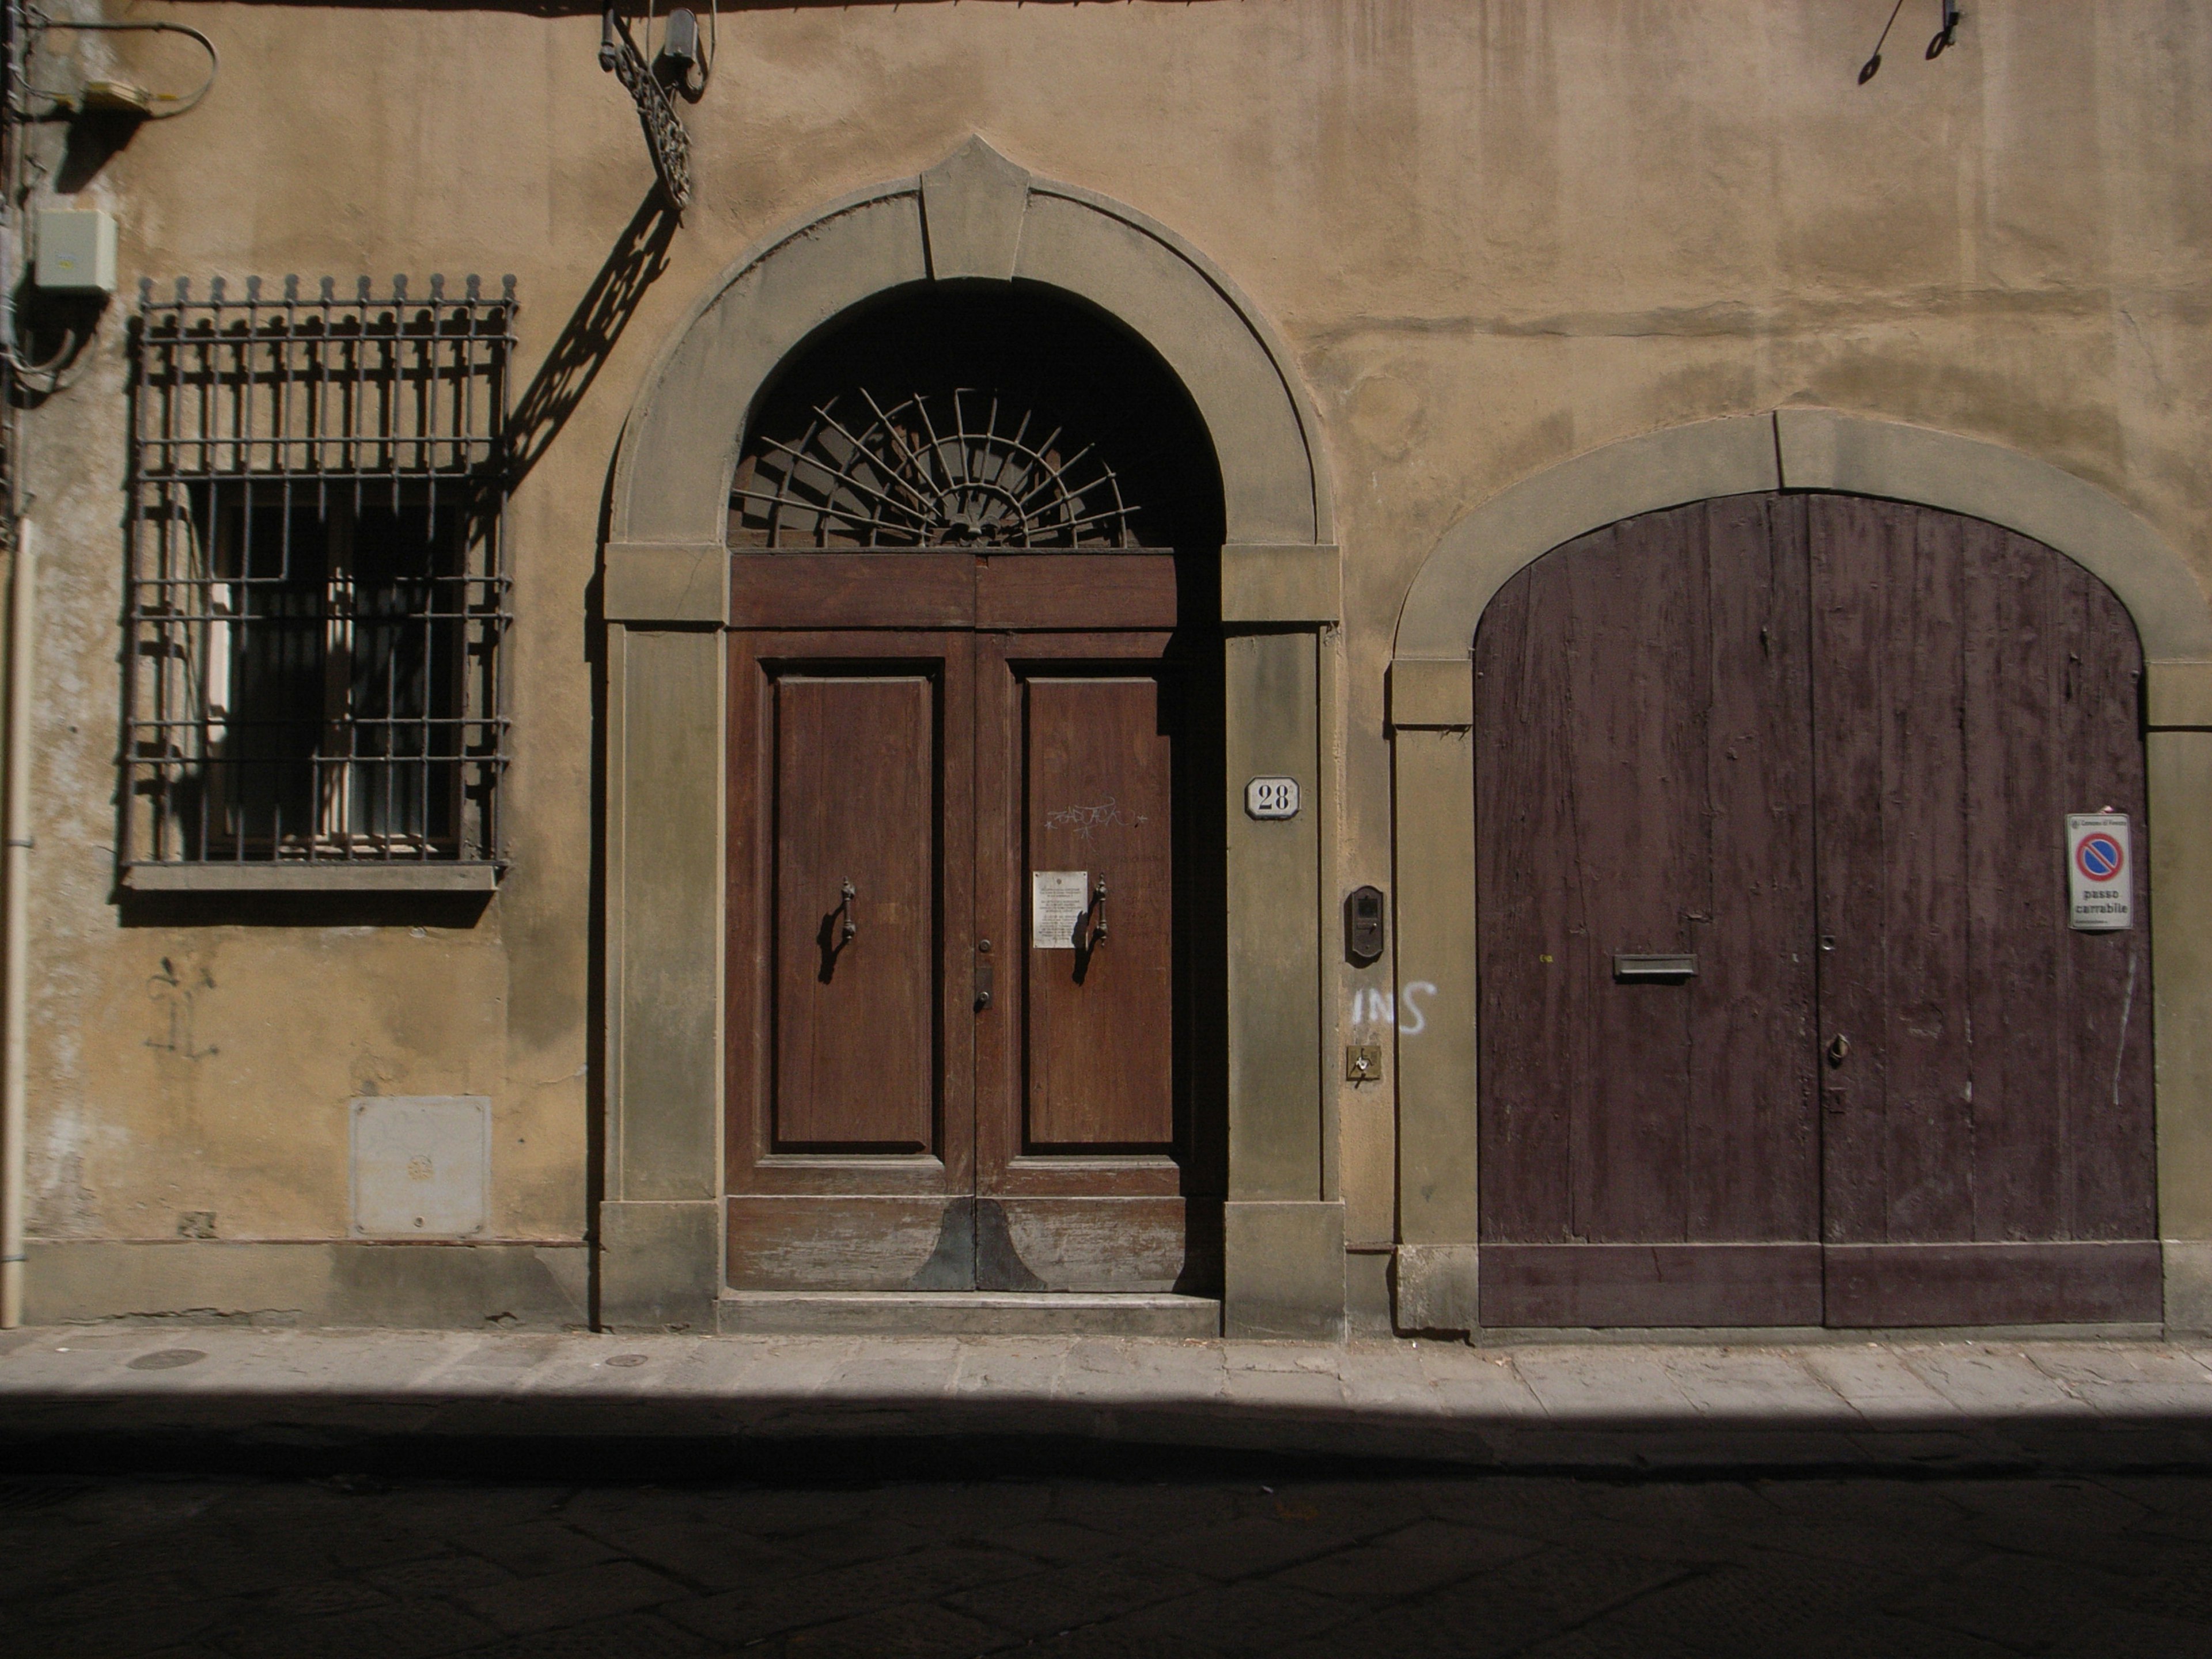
[1827,1033,1851,1067]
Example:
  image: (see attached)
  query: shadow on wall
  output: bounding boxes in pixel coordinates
[506,190,681,488]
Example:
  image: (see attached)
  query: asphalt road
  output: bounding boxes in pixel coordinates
[6,1464,2210,1657]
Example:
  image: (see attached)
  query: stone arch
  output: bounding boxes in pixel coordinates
[605,137,1332,624]
[598,140,1344,1337]
[1388,411,2212,1337]
[1392,411,2212,717]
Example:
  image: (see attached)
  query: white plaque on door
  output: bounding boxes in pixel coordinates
[2067,813,2133,931]
[1032,870,1089,948]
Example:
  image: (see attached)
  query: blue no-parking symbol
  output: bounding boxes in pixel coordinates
[2077,833,2123,881]
[2067,813,2134,932]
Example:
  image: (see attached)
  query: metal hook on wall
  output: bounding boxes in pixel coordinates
[1926,1,1963,59]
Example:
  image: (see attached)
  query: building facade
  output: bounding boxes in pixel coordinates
[9,0,2211,1339]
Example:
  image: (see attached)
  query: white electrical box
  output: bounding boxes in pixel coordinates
[350,1096,490,1238]
[35,207,117,295]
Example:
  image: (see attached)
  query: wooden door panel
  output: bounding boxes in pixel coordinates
[1478,493,2154,1330]
[975,632,1187,1194]
[974,632,1193,1290]
[1688,495,1820,1243]
[1809,497,2156,1325]
[1021,675,1175,1149]
[978,555,1179,630]
[726,632,973,1201]
[1001,1197,1197,1293]
[1562,503,1701,1241]
[771,673,936,1150]
[1480,1244,1824,1329]
[726,1195,955,1291]
[2051,553,2158,1239]
[726,570,1218,1298]
[1824,1241,2161,1326]
[1476,498,1819,1326]
[729,554,976,630]
[1960,516,2154,1242]
[1810,496,1976,1243]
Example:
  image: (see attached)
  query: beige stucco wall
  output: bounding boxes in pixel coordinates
[14,1,2211,1320]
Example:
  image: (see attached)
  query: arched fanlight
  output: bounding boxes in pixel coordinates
[732,388,1143,550]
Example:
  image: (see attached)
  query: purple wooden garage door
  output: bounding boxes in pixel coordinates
[1474,493,2158,1328]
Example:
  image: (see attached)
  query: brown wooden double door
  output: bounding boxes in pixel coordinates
[1475,494,2158,1328]
[725,554,1220,1293]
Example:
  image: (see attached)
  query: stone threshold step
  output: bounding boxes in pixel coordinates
[717,1291,1221,1338]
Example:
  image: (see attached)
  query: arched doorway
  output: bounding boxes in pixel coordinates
[596,140,1339,1335]
[722,285,1226,1294]
[1474,493,2158,1327]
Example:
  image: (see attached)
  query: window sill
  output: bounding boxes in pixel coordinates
[122,863,502,894]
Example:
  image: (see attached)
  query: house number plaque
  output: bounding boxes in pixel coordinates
[1245,777,1300,820]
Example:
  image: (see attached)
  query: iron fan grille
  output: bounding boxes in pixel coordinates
[731,388,1145,550]
[124,275,515,873]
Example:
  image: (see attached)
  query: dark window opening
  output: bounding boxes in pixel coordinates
[125,277,512,870]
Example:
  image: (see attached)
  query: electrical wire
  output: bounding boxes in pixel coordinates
[23,11,218,118]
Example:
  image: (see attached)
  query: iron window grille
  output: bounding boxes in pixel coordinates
[124,274,514,875]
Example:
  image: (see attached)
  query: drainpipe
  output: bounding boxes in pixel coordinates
[2,520,33,1327]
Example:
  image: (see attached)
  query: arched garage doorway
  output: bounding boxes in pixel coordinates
[1390,412,2212,1335]
[1474,492,2156,1327]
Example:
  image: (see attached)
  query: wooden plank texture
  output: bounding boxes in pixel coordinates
[726,548,1213,1296]
[1809,498,2156,1324]
[1021,675,1176,1148]
[1823,1241,2162,1327]
[1476,498,1819,1321]
[725,632,974,1209]
[1691,495,1820,1243]
[1810,495,1976,1244]
[1478,493,2152,1330]
[1479,1243,1824,1328]
[726,1196,959,1291]
[729,553,975,629]
[1000,1197,1200,1293]
[979,555,1179,630]
[770,673,938,1149]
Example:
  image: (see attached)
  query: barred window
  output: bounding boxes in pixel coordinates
[124,275,514,886]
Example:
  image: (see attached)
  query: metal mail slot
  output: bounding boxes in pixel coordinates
[1613,953,1698,981]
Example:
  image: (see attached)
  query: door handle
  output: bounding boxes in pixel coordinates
[1089,876,1108,946]
[974,961,994,1011]
[1827,1033,1851,1067]
[838,880,856,944]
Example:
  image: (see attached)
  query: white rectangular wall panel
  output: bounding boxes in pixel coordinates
[350,1096,490,1238]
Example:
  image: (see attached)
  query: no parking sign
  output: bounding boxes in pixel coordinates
[2067,813,2133,932]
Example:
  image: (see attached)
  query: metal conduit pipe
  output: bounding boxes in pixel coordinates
[2,521,33,1327]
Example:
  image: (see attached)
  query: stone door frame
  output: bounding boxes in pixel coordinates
[599,138,1345,1335]
[1389,411,2212,1335]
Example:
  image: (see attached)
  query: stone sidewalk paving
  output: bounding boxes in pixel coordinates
[6,1327,2212,1475]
